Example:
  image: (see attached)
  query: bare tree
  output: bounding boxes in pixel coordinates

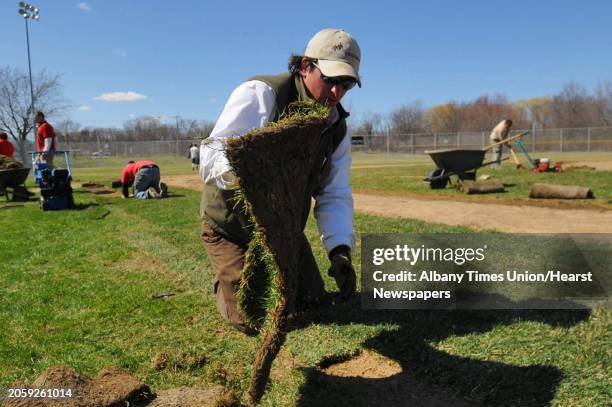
[177,117,199,139]
[198,119,215,139]
[123,116,173,141]
[0,66,68,163]
[389,101,427,134]
[351,111,383,135]
[177,117,215,140]
[55,119,81,148]
[550,82,595,128]
[594,81,612,126]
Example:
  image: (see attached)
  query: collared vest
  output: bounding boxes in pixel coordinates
[201,72,349,245]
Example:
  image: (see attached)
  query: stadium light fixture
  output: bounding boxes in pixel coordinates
[17,2,40,131]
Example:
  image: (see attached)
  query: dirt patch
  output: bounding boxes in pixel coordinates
[164,174,612,233]
[569,161,612,171]
[81,182,105,188]
[80,182,117,195]
[353,192,612,233]
[163,175,202,191]
[2,365,152,407]
[1,366,227,407]
[143,387,227,407]
[315,351,479,407]
[323,350,402,378]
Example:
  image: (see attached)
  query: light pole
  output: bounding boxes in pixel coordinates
[18,2,40,121]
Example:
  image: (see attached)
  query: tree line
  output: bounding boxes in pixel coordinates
[56,116,215,145]
[351,81,612,135]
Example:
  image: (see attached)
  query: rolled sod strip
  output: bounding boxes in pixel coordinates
[529,183,594,199]
[224,102,331,405]
[456,179,505,194]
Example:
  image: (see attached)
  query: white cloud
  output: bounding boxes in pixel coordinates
[77,105,91,112]
[77,2,91,12]
[112,49,127,58]
[94,92,147,102]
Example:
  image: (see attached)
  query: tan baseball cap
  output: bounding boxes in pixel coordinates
[304,28,361,87]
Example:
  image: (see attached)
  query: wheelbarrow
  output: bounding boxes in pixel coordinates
[423,149,506,189]
[423,132,528,189]
[0,167,32,201]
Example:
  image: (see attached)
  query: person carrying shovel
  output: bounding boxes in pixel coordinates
[199,28,361,334]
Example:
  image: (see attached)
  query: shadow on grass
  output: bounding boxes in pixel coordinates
[0,203,26,210]
[71,203,100,211]
[295,296,590,407]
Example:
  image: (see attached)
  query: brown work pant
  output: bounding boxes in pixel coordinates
[201,222,326,333]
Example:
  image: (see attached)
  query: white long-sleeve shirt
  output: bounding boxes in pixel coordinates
[200,80,355,254]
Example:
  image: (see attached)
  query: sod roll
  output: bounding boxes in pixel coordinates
[457,179,505,194]
[529,183,594,199]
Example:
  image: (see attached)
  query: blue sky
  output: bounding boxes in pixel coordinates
[3,0,612,128]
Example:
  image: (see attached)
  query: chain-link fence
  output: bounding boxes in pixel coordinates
[351,126,612,154]
[51,139,196,160]
[37,126,612,160]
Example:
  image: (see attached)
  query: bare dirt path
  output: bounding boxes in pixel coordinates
[569,161,612,171]
[353,192,612,233]
[165,174,612,233]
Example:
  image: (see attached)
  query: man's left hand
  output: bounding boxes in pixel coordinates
[327,248,356,302]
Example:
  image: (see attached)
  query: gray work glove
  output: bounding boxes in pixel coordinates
[327,246,356,303]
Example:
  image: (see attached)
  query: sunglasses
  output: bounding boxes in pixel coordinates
[312,62,358,91]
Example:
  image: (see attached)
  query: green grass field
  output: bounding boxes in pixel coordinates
[1,154,611,406]
[349,152,612,205]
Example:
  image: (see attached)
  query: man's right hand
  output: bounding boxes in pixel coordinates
[327,246,356,303]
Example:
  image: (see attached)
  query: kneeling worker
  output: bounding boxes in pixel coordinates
[119,160,168,199]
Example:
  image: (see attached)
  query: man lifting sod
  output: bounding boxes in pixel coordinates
[199,28,361,334]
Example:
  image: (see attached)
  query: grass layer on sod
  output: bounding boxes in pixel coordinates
[0,187,609,406]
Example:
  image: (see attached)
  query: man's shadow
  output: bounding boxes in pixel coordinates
[294,295,590,407]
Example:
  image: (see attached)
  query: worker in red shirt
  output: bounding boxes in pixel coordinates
[120,160,168,199]
[34,111,56,166]
[0,131,14,158]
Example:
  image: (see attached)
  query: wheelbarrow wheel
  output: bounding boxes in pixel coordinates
[428,168,449,189]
